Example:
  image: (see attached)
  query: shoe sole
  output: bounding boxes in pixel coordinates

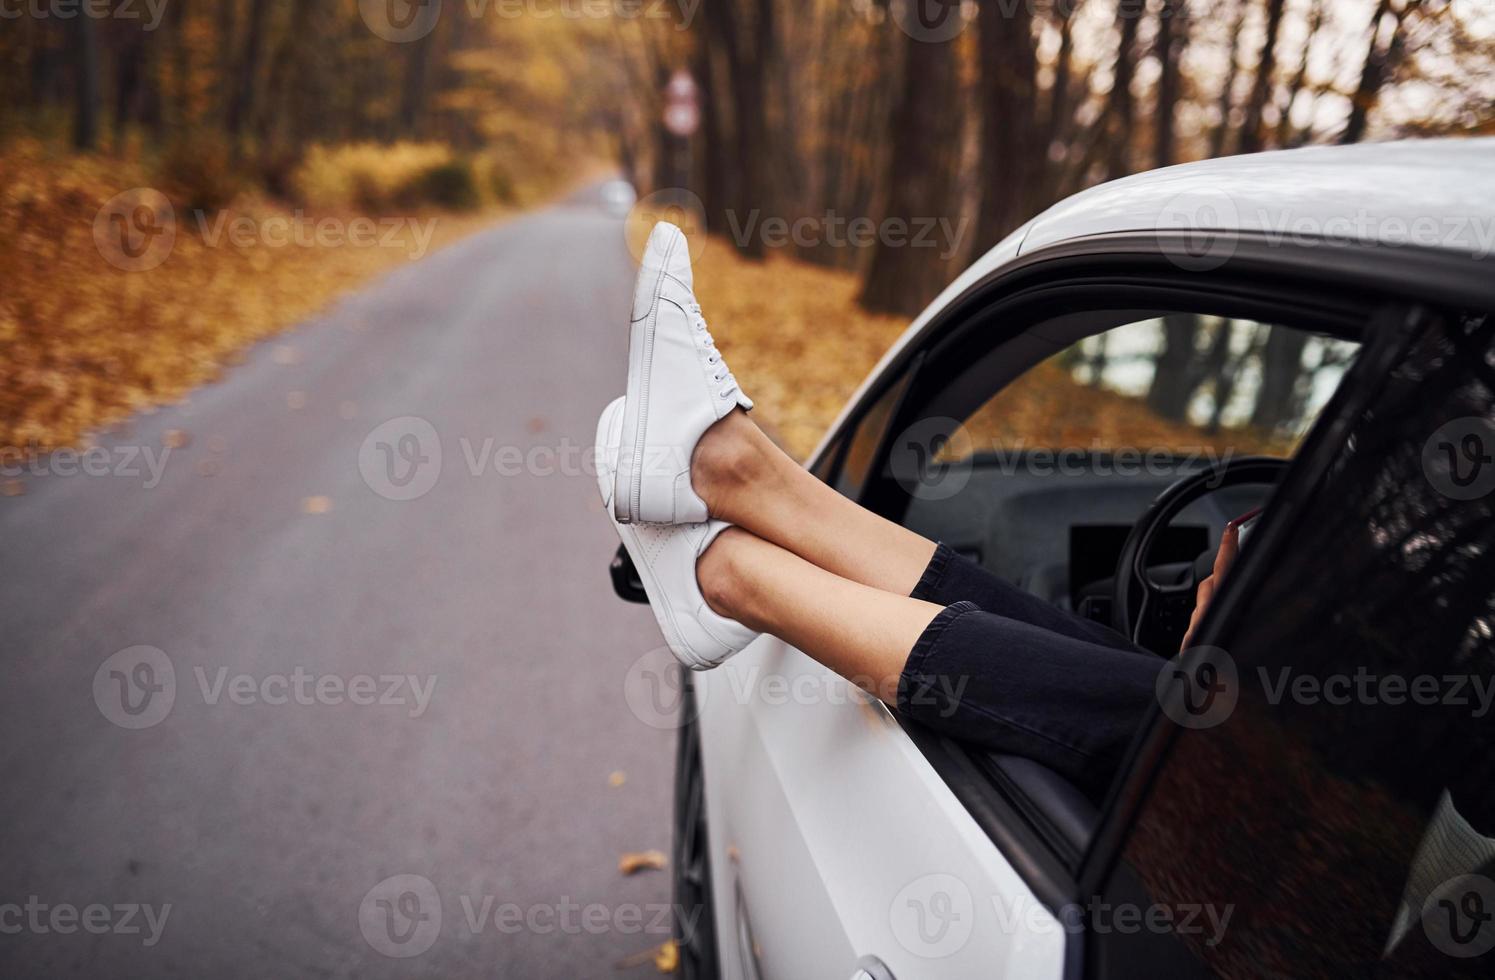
[612,227,681,525]
[597,397,713,671]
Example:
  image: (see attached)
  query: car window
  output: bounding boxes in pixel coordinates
[954,315,1360,461]
[833,368,914,501]
[896,313,1361,611]
[1093,308,1495,978]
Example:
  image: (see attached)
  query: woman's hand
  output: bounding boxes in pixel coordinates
[1180,523,1240,651]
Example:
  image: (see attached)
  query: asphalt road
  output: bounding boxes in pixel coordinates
[0,184,682,978]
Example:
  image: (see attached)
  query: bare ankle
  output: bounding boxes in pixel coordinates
[692,410,763,511]
[697,526,751,621]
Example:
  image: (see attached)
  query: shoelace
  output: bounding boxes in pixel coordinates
[689,302,740,401]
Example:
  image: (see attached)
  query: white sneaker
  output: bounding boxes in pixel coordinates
[613,222,752,526]
[597,396,759,670]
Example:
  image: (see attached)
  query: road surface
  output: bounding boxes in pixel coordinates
[0,185,682,977]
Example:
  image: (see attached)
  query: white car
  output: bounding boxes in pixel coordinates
[611,139,1495,979]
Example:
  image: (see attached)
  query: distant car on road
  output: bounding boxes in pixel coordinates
[614,139,1495,979]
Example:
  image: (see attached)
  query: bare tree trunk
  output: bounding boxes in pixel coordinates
[1341,0,1415,145]
[1275,0,1324,148]
[1105,0,1144,178]
[112,27,148,149]
[1249,327,1309,431]
[1238,0,1287,153]
[1041,3,1080,201]
[973,0,1041,254]
[227,0,271,148]
[1153,0,1188,168]
[1147,314,1205,421]
[399,32,436,138]
[72,15,100,150]
[859,31,962,316]
[1209,2,1247,158]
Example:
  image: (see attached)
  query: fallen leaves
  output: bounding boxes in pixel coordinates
[618,850,667,876]
[162,429,190,449]
[0,140,506,452]
[608,770,627,788]
[301,496,332,514]
[653,940,679,973]
[613,940,678,973]
[692,239,907,461]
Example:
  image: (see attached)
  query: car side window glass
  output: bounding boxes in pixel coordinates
[1092,308,1495,977]
[834,369,914,501]
[956,316,1359,459]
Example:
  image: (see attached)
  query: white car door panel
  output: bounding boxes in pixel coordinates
[699,637,1067,979]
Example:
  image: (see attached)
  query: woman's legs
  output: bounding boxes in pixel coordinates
[691,409,936,597]
[696,526,945,703]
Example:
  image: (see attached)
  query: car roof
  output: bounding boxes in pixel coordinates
[1017,137,1495,260]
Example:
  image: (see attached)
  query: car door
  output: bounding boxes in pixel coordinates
[694,365,1070,980]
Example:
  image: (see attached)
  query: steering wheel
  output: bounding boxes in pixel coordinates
[1111,456,1290,652]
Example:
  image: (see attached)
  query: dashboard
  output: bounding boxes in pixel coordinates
[901,451,1274,613]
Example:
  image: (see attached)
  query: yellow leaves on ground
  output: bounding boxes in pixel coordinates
[613,939,678,973]
[963,360,1294,458]
[0,140,506,451]
[300,496,332,515]
[692,239,908,461]
[653,939,679,973]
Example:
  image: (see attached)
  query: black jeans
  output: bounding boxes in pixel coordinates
[897,543,1162,802]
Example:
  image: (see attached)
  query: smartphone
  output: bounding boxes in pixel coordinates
[1227,507,1263,549]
